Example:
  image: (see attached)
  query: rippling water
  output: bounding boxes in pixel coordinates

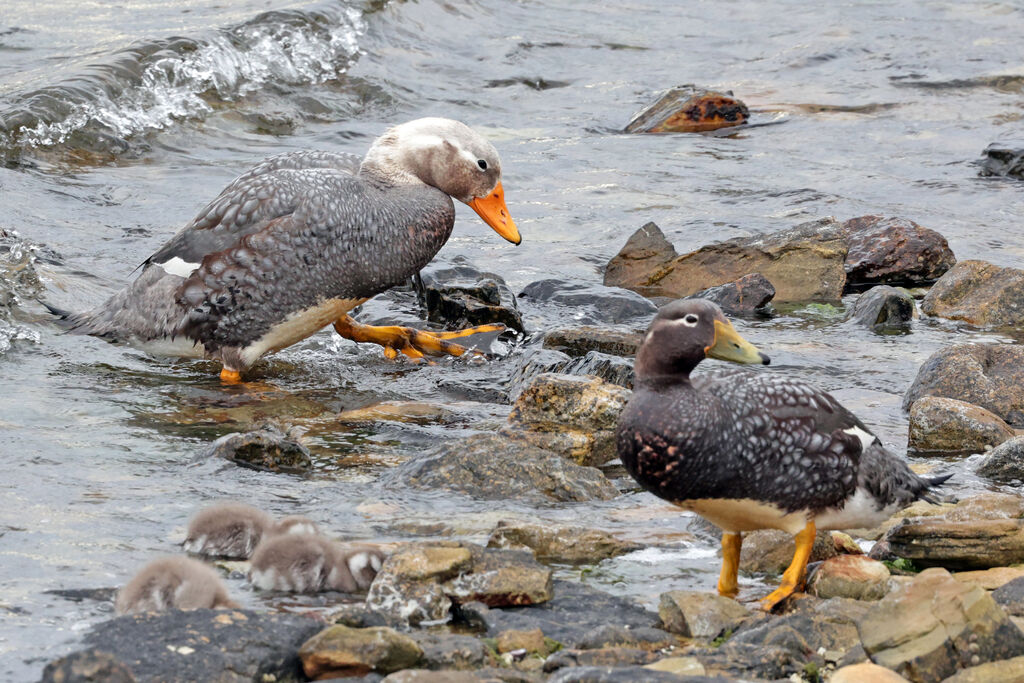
[2,0,1023,677]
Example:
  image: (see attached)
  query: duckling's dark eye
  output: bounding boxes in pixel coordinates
[682,314,700,327]
[477,159,488,170]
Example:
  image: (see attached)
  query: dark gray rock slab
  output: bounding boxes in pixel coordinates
[518,279,657,325]
[415,256,524,333]
[542,327,643,359]
[40,650,137,683]
[45,608,322,683]
[455,580,664,649]
[687,273,775,316]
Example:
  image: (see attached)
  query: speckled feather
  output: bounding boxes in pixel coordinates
[619,367,932,517]
[60,150,454,358]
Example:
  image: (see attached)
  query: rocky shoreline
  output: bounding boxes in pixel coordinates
[35,211,1024,682]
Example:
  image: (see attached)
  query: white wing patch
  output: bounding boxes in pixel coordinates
[158,256,201,278]
[843,426,876,451]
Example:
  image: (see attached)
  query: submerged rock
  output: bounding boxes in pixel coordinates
[48,608,321,683]
[602,222,678,296]
[198,422,311,474]
[845,285,916,332]
[501,373,631,467]
[414,257,524,333]
[976,436,1024,483]
[687,273,775,316]
[921,260,1024,328]
[858,568,1024,682]
[907,396,1015,455]
[507,349,634,400]
[518,278,657,325]
[607,217,848,303]
[486,521,642,564]
[903,344,1024,427]
[299,624,423,679]
[978,142,1024,179]
[840,215,955,288]
[623,85,749,133]
[383,432,619,503]
[542,327,643,359]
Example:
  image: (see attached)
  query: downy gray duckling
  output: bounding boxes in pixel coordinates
[183,502,320,559]
[248,534,385,593]
[115,556,238,614]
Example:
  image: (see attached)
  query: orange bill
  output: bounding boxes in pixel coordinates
[468,182,521,244]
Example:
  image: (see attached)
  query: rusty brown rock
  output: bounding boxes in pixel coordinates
[840,215,956,288]
[903,344,1024,427]
[883,516,1024,571]
[809,555,891,601]
[740,529,838,574]
[907,396,1015,455]
[299,625,423,680]
[624,85,749,133]
[921,259,1024,327]
[487,520,642,564]
[603,222,678,295]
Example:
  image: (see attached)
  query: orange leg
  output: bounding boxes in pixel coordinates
[759,520,815,612]
[717,532,742,599]
[220,368,243,384]
[333,315,504,360]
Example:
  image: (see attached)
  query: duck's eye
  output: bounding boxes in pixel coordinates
[682,314,700,327]
[477,159,488,170]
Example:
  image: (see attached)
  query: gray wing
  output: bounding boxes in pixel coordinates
[146,151,363,267]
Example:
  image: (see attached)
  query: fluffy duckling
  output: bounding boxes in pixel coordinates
[183,502,320,559]
[248,534,385,593]
[616,299,949,611]
[115,556,238,614]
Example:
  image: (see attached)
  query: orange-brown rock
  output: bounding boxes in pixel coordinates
[921,259,1024,327]
[907,396,1015,455]
[624,85,749,133]
[809,555,891,601]
[841,215,955,288]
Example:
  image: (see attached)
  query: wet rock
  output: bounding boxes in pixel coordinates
[407,632,493,671]
[542,327,643,359]
[501,373,631,467]
[808,555,891,601]
[50,608,321,683]
[657,591,749,639]
[846,285,916,332]
[603,222,678,295]
[881,494,1024,570]
[40,650,137,683]
[365,542,553,626]
[384,669,540,683]
[975,436,1024,483]
[611,217,848,303]
[840,215,956,288]
[384,433,619,503]
[739,529,837,574]
[543,648,658,672]
[573,624,678,651]
[858,567,1024,682]
[644,657,707,677]
[907,396,1015,455]
[992,576,1024,617]
[199,423,312,474]
[830,661,910,682]
[518,279,657,325]
[456,580,665,649]
[623,85,749,133]
[299,624,423,679]
[903,344,1024,427]
[687,273,775,316]
[921,260,1024,327]
[507,350,634,400]
[414,257,524,333]
[978,142,1024,179]
[495,628,550,655]
[487,521,642,564]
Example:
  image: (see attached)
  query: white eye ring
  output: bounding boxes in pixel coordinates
[682,314,699,327]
